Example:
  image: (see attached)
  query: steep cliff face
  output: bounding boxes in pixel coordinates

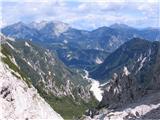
[0,46,63,120]
[99,72,137,109]
[84,38,160,120]
[1,34,92,98]
[98,39,160,107]
[91,38,153,81]
[0,34,97,119]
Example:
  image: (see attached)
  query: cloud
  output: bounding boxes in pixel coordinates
[1,0,159,29]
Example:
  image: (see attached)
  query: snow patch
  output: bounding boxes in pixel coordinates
[123,66,130,76]
[6,42,14,50]
[95,57,103,64]
[100,81,110,87]
[136,57,147,73]
[137,54,143,62]
[25,42,31,47]
[90,80,103,101]
[67,54,71,58]
[113,85,121,94]
[10,57,19,67]
[66,53,72,60]
[54,22,69,37]
[27,61,32,67]
[83,70,103,101]
[63,40,68,44]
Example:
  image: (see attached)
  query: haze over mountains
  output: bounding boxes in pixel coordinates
[1,20,160,119]
[2,21,160,70]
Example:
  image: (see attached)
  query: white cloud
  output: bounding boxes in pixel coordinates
[1,0,159,29]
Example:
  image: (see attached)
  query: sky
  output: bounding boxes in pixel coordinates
[0,0,160,30]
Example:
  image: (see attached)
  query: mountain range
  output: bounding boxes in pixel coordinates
[2,21,160,70]
[85,38,160,119]
[1,21,160,120]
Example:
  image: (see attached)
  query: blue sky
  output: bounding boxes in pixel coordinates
[0,0,159,30]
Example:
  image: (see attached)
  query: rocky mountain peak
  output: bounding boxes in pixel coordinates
[110,23,132,29]
[29,20,49,30]
[43,21,70,37]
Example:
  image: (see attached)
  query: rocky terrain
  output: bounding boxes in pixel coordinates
[84,38,160,120]
[0,38,63,120]
[0,34,98,119]
[1,21,160,120]
[2,21,160,69]
[84,92,160,120]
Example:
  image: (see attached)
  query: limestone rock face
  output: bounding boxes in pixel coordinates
[99,73,140,109]
[0,55,63,120]
[85,39,160,120]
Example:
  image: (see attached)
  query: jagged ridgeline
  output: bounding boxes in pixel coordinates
[0,35,98,119]
[91,38,160,107]
[84,38,160,119]
[2,22,159,70]
[90,38,160,83]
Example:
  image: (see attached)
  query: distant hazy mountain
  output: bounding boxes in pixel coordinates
[1,22,40,41]
[2,21,160,69]
[110,23,133,29]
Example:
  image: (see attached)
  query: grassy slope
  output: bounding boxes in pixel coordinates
[1,43,98,119]
[37,83,98,119]
[1,45,32,87]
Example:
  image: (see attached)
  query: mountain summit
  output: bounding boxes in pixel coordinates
[110,23,133,29]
